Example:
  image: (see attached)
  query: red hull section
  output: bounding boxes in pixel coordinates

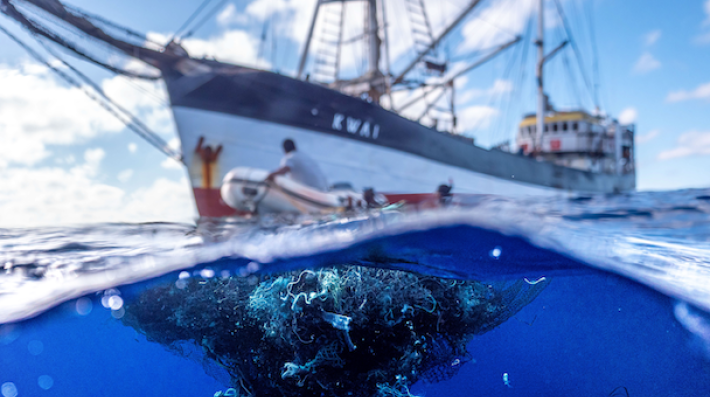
[192,188,444,217]
[193,188,240,217]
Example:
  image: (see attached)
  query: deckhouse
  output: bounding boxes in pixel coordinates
[516,111,635,175]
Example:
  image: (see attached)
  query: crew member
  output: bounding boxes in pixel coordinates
[266,139,328,191]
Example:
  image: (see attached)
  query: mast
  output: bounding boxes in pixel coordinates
[393,0,484,85]
[366,0,380,75]
[535,0,544,153]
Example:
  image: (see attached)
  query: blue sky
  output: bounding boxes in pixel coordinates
[0,0,709,226]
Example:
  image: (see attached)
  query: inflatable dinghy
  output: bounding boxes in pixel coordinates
[220,167,368,214]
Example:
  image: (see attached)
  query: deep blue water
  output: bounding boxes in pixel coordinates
[2,190,710,396]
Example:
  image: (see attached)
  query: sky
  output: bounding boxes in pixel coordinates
[0,0,709,227]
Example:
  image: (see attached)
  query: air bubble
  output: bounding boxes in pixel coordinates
[107,296,124,311]
[111,307,125,319]
[0,325,20,346]
[1,382,18,397]
[490,247,502,258]
[75,297,93,316]
[28,340,44,355]
[38,375,53,390]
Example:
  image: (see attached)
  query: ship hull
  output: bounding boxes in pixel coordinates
[164,61,635,216]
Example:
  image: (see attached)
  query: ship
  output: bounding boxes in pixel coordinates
[1,0,636,217]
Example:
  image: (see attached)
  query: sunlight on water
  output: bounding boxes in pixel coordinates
[2,189,710,323]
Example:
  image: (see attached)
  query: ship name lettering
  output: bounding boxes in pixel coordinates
[332,113,380,140]
[360,121,370,138]
[346,117,362,134]
[332,113,344,130]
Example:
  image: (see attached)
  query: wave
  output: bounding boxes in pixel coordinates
[1,191,710,324]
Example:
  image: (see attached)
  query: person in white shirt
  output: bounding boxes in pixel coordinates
[266,139,329,191]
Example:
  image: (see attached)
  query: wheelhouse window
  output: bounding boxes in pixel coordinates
[572,122,578,131]
[552,123,559,132]
[562,122,568,132]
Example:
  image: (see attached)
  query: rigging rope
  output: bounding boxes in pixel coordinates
[63,3,163,47]
[551,0,595,107]
[0,22,183,162]
[181,0,229,40]
[1,0,161,80]
[167,0,214,45]
[583,0,601,110]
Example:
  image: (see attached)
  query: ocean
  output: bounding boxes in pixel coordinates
[1,190,710,397]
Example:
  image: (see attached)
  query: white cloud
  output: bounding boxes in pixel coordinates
[217,3,249,26]
[695,31,710,45]
[658,130,710,160]
[633,52,661,74]
[0,159,196,227]
[0,63,124,168]
[644,30,661,46]
[457,79,513,104]
[55,155,76,165]
[117,169,134,183]
[101,75,174,136]
[160,138,184,169]
[636,129,659,145]
[149,30,263,68]
[666,82,710,102]
[459,0,535,53]
[246,0,316,42]
[84,148,105,164]
[618,107,637,125]
[75,148,105,178]
[457,105,499,132]
[121,177,197,224]
[128,142,138,153]
[695,2,710,44]
[161,157,184,170]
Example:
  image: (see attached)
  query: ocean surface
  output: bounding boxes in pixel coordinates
[2,189,710,397]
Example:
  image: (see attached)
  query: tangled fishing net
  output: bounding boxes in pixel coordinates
[123,266,549,397]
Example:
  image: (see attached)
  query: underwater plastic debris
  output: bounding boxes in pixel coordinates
[322,311,356,351]
[503,372,512,388]
[122,266,549,397]
[213,388,237,397]
[524,276,547,285]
